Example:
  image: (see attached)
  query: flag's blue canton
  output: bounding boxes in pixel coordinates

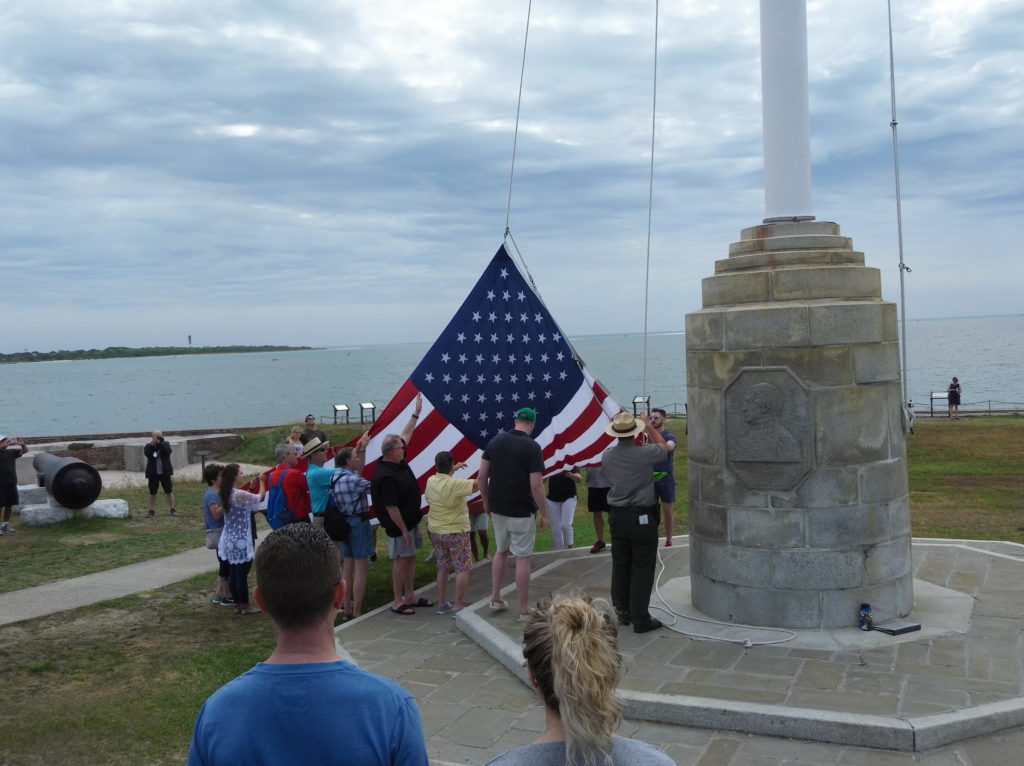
[411,246,584,449]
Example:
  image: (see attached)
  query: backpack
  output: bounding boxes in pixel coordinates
[265,469,295,530]
[324,473,351,542]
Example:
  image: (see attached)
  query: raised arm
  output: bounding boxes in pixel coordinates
[350,431,371,473]
[640,413,668,447]
[399,393,423,446]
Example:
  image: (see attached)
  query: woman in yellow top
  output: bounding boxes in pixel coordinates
[424,450,478,615]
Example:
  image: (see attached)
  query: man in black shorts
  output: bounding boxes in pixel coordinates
[0,434,28,535]
[585,459,611,553]
[144,430,176,517]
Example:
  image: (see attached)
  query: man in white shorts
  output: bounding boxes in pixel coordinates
[477,407,549,621]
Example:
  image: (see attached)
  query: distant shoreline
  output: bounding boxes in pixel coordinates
[0,345,312,365]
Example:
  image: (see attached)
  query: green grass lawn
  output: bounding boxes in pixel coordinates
[1,415,1022,764]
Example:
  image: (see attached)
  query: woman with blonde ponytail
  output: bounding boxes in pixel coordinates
[486,593,673,766]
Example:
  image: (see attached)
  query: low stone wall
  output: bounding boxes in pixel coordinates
[13,433,243,483]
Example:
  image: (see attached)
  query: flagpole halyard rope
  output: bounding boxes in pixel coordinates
[641,0,660,401]
[887,0,913,419]
[504,0,533,237]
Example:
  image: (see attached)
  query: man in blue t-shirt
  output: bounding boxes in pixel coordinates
[649,408,677,547]
[187,523,428,766]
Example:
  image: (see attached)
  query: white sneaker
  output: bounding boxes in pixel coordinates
[0,523,11,534]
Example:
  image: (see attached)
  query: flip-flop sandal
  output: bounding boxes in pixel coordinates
[411,598,435,608]
[390,605,415,616]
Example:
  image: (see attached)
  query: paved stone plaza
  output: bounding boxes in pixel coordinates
[340,537,1024,764]
[3,535,1022,763]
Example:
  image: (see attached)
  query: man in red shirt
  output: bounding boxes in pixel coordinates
[268,443,311,523]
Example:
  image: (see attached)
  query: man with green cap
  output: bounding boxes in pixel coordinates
[477,407,549,621]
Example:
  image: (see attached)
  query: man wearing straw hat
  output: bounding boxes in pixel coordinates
[600,411,669,633]
[302,436,333,527]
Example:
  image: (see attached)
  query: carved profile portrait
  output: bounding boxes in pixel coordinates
[731,382,801,463]
[725,367,811,490]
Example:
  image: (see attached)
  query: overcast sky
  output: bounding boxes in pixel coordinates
[2,0,1021,353]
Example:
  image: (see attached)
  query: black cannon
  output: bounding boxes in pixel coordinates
[34,453,102,510]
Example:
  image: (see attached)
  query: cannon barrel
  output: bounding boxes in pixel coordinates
[33,453,102,510]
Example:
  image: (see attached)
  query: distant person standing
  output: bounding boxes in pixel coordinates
[478,407,549,620]
[0,435,28,535]
[585,459,611,554]
[947,377,962,420]
[144,430,176,517]
[545,466,581,550]
[648,408,677,547]
[601,412,668,633]
[300,414,328,445]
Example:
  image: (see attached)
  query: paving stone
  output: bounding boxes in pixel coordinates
[835,745,924,764]
[666,743,715,765]
[786,688,899,715]
[632,720,716,746]
[438,706,523,748]
[959,726,1024,765]
[619,677,665,693]
[896,642,930,664]
[733,655,804,677]
[898,699,958,716]
[659,681,787,705]
[400,668,454,686]
[508,705,545,732]
[695,736,743,765]
[684,668,792,693]
[792,660,845,690]
[842,669,904,696]
[669,641,746,670]
[418,699,475,724]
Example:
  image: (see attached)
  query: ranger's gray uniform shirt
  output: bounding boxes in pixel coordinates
[601,440,667,507]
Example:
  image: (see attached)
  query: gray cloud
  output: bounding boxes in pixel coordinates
[1,0,1021,352]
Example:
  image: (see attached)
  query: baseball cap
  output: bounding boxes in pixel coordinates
[514,407,537,422]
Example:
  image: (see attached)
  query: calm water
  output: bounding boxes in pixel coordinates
[1,316,1020,436]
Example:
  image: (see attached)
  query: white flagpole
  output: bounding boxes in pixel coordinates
[760,0,813,221]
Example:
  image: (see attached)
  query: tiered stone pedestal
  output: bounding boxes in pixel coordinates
[685,220,912,629]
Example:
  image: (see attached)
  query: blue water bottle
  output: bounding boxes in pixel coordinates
[858,603,873,631]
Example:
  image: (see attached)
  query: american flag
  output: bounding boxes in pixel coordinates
[354,245,621,502]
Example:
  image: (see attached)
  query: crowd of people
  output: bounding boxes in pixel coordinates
[3,406,683,762]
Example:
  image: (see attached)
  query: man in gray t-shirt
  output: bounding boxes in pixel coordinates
[600,412,668,633]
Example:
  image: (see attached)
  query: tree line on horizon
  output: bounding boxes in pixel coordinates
[0,345,311,364]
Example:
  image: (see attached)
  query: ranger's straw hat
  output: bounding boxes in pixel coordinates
[604,412,644,438]
[300,436,329,458]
